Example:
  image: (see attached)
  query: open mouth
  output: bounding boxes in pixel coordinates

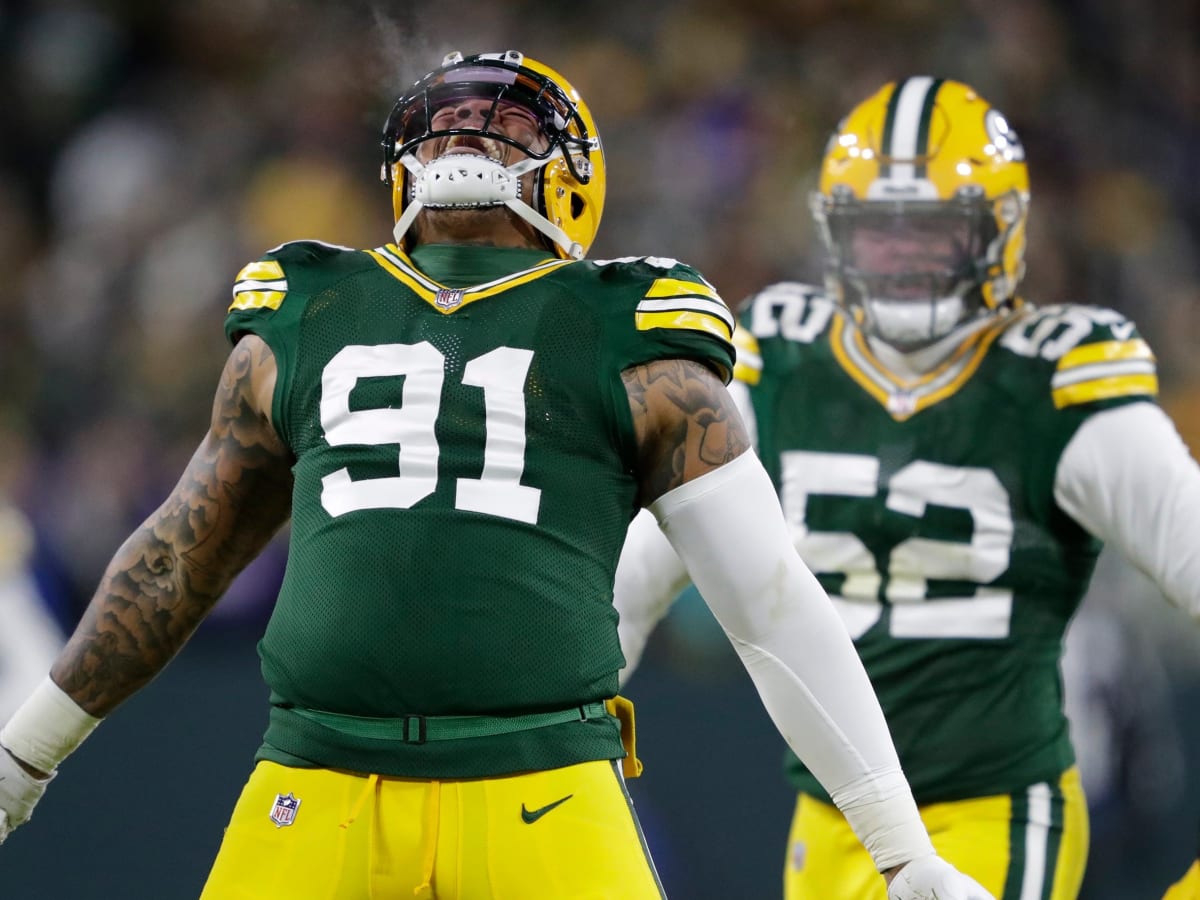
[441,134,506,163]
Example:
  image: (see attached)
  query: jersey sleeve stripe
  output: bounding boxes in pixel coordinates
[636,295,734,327]
[1056,338,1153,371]
[234,278,287,292]
[732,326,763,385]
[733,357,762,386]
[1052,373,1158,408]
[635,309,734,341]
[1050,359,1156,389]
[234,260,285,282]
[228,290,286,312]
[644,277,724,304]
[732,325,761,355]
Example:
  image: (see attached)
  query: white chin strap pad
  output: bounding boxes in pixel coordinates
[392,150,584,260]
[866,295,966,346]
[414,154,522,208]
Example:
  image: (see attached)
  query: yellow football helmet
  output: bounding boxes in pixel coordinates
[381,51,605,260]
[811,77,1029,348]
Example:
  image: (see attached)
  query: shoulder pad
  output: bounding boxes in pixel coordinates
[742,282,835,343]
[230,257,288,314]
[609,258,735,344]
[998,304,1158,409]
[229,241,359,314]
[263,239,359,263]
[589,254,686,275]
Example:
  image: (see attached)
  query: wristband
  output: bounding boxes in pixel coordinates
[0,677,101,773]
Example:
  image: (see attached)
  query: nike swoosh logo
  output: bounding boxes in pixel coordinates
[521,794,573,824]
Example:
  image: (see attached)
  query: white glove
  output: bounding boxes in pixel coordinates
[887,855,996,900]
[0,745,54,845]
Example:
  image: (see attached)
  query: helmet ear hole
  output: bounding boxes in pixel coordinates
[570,192,585,220]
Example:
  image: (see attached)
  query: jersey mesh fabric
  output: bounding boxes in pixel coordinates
[224,242,733,777]
[738,286,1157,804]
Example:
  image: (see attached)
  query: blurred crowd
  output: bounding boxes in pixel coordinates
[0,0,1196,891]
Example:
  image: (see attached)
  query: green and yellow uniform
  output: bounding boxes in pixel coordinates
[202,242,733,899]
[737,282,1157,900]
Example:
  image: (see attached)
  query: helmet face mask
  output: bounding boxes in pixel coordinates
[812,77,1029,350]
[381,51,605,260]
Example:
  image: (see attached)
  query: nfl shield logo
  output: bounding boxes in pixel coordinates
[887,390,916,418]
[269,792,301,828]
[434,288,465,310]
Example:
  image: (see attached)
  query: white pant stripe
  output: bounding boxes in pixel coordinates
[1019,781,1053,899]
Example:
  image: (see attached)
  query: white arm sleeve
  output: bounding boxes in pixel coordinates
[1054,403,1200,621]
[649,450,933,871]
[612,378,760,687]
[613,509,690,687]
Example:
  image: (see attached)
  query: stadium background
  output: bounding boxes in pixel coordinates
[0,0,1196,897]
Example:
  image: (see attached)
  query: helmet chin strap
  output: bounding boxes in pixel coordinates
[393,150,584,260]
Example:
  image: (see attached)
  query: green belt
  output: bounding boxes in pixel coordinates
[289,701,609,745]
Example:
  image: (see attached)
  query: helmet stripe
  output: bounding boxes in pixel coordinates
[880,76,940,183]
[913,77,945,178]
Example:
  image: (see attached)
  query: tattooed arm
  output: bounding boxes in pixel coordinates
[617,360,945,884]
[621,357,750,505]
[0,337,291,837]
[50,335,293,719]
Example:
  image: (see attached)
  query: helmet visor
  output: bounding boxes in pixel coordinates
[831,204,985,303]
[384,60,592,178]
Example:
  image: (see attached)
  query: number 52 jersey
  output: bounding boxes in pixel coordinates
[736,282,1159,804]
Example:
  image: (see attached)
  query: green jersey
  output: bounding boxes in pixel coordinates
[224,241,734,778]
[736,282,1159,804]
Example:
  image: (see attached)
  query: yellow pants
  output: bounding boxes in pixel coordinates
[1163,861,1200,900]
[784,767,1089,900]
[201,759,664,899]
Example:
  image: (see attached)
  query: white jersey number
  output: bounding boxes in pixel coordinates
[319,342,541,524]
[781,451,1013,640]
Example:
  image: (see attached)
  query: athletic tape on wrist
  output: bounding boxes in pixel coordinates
[0,676,101,774]
[830,766,934,871]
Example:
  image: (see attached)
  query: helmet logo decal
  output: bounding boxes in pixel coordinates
[984,109,1025,161]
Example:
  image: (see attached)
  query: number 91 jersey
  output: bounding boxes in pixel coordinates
[224,240,734,779]
[737,282,1159,804]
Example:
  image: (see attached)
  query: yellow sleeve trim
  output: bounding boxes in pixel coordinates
[732,326,762,385]
[234,260,285,282]
[732,325,759,355]
[635,309,733,340]
[1057,338,1153,371]
[733,360,761,386]
[229,290,286,312]
[1052,373,1158,408]
[644,277,723,304]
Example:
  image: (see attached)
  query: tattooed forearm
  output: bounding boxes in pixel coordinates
[53,337,292,716]
[622,358,750,505]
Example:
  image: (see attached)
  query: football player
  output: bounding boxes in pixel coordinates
[0,54,987,898]
[615,77,1200,899]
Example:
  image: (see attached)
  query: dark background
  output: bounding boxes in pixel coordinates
[0,1,1196,897]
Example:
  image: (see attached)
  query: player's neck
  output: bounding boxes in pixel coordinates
[865,316,993,376]
[411,207,543,251]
